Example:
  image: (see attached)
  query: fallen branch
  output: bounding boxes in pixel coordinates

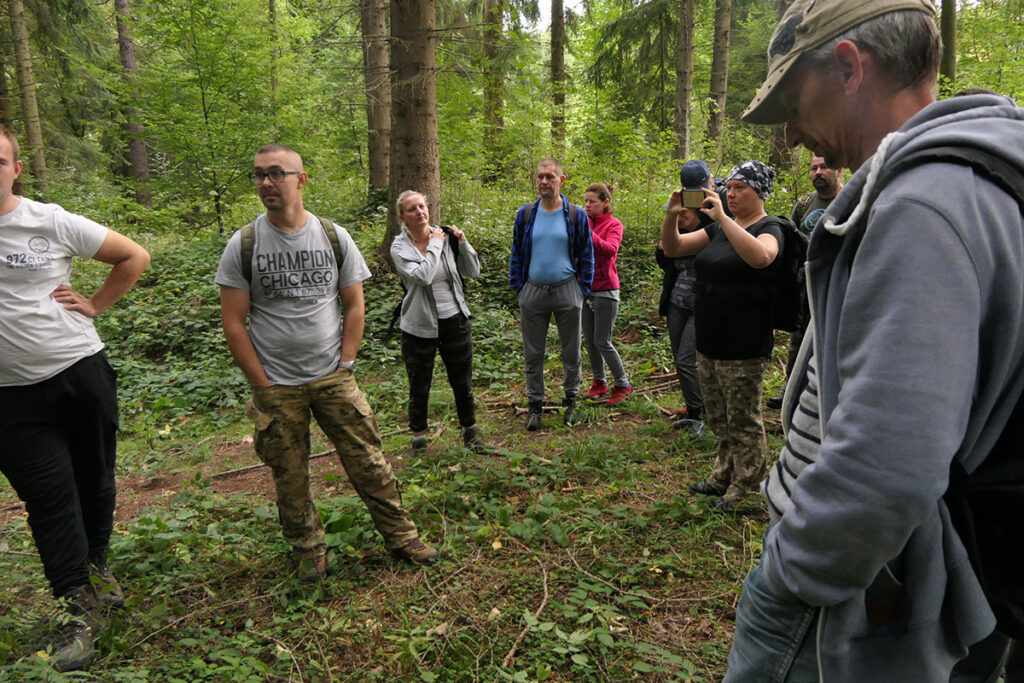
[502,561,549,669]
[211,449,337,479]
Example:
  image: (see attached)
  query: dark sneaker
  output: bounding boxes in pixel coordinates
[410,437,428,457]
[51,586,98,672]
[526,401,543,431]
[767,393,784,410]
[88,561,125,609]
[562,395,578,426]
[391,538,439,566]
[673,418,705,436]
[462,425,498,454]
[583,380,608,400]
[707,497,738,513]
[605,384,632,406]
[688,480,727,497]
[708,496,760,515]
[295,550,327,584]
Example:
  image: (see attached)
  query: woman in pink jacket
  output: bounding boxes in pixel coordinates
[582,183,631,405]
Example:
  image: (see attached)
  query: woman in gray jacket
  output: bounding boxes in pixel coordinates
[391,190,492,455]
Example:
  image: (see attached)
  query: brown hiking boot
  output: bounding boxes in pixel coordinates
[391,538,439,566]
[51,585,99,672]
[295,549,327,584]
[88,548,125,608]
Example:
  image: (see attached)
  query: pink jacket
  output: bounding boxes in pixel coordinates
[589,211,623,292]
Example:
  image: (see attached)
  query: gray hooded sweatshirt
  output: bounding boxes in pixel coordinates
[767,94,1024,680]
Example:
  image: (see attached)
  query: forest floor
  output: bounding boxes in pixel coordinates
[0,372,785,682]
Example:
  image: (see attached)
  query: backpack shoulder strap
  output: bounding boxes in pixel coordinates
[240,221,256,285]
[316,214,344,268]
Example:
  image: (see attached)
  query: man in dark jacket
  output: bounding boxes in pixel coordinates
[509,158,594,430]
[728,1,1024,681]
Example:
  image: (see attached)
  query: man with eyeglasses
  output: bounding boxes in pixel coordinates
[215,144,438,584]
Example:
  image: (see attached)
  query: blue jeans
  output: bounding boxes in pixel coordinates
[725,559,820,682]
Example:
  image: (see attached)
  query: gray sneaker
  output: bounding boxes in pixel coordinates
[673,418,705,436]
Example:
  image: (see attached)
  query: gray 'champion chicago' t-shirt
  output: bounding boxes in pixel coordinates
[215,213,371,385]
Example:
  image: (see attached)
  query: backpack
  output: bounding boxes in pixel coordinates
[766,215,808,332]
[862,143,1024,638]
[240,214,342,287]
[384,226,463,344]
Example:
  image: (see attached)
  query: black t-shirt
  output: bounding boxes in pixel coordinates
[694,216,784,359]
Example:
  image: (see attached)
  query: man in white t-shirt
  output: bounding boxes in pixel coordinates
[0,126,150,671]
[215,144,437,584]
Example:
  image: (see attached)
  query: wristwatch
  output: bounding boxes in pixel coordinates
[338,360,357,373]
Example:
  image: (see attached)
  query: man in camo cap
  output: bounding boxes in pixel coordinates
[725,0,1024,680]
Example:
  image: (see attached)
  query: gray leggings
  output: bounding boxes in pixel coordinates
[582,293,628,387]
[667,304,703,414]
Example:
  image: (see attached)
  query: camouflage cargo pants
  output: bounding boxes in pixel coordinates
[246,369,419,557]
[697,354,768,502]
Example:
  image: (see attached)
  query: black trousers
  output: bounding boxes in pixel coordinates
[401,315,475,433]
[0,352,119,598]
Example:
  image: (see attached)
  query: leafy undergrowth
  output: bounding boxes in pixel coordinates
[0,218,790,681]
[0,395,782,682]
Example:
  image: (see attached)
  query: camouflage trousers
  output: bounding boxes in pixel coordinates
[697,354,768,503]
[246,369,419,558]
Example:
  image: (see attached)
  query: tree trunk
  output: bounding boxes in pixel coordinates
[384,0,440,262]
[707,0,731,160]
[8,0,46,195]
[550,0,565,156]
[114,0,151,207]
[361,0,390,204]
[939,0,956,95]
[269,0,279,130]
[767,0,793,187]
[0,29,12,128]
[673,0,695,159]
[482,0,505,181]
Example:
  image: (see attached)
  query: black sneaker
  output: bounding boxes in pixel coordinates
[51,586,99,672]
[688,480,726,496]
[673,418,705,436]
[562,395,578,426]
[767,394,784,410]
[462,425,498,454]
[526,401,543,431]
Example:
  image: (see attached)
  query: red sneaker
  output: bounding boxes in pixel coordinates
[606,384,632,405]
[584,380,608,399]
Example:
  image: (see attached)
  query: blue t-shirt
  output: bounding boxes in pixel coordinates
[527,206,576,284]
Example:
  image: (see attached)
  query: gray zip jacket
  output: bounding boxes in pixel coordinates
[770,94,1024,680]
[390,229,480,338]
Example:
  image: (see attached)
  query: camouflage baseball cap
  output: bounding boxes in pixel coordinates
[742,0,937,125]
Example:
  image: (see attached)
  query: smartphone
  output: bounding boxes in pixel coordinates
[682,190,705,208]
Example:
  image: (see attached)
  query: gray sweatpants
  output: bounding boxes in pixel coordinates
[518,277,583,403]
[582,293,628,387]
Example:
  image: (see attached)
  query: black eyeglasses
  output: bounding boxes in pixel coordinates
[249,170,300,184]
